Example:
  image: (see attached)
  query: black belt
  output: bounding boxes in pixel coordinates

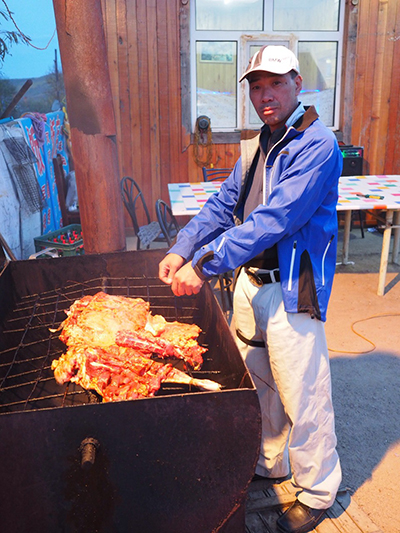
[236,329,266,347]
[244,267,280,287]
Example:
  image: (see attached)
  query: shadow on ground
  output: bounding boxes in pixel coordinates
[330,352,400,493]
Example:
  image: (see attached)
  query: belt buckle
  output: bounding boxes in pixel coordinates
[246,269,264,287]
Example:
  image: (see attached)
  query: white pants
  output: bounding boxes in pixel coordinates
[232,269,342,509]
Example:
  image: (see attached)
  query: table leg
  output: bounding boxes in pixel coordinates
[377,209,394,296]
[391,210,400,264]
[341,210,352,264]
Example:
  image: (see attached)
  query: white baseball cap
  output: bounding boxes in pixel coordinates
[239,45,300,82]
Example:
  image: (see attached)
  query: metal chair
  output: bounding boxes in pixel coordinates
[155,199,180,246]
[216,271,233,316]
[53,155,80,226]
[202,167,233,182]
[121,177,163,250]
[194,170,234,314]
[156,198,232,314]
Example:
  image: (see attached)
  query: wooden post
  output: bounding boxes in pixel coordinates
[377,209,394,296]
[392,210,400,264]
[341,210,353,265]
[52,0,125,254]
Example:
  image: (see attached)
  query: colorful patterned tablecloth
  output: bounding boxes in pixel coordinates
[169,176,400,216]
[168,182,223,216]
[337,175,400,211]
[168,176,400,297]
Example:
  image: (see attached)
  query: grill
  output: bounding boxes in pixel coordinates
[0,249,261,533]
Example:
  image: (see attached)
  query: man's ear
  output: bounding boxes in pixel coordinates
[294,74,303,96]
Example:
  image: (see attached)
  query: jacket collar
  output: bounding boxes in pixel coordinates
[239,105,320,184]
[294,105,319,132]
[286,102,306,128]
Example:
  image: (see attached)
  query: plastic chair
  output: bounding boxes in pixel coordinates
[121,177,163,250]
[202,167,233,182]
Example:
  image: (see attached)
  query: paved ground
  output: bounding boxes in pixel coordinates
[327,227,400,533]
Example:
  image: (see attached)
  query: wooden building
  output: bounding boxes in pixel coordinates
[97,0,400,227]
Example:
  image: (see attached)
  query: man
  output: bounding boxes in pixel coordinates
[159,45,342,533]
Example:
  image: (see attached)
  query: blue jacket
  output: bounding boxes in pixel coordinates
[169,106,342,321]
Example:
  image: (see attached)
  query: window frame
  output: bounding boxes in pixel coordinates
[181,1,345,143]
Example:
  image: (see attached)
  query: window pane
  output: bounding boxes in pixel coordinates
[196,41,237,129]
[196,0,263,31]
[248,45,264,127]
[298,41,337,127]
[274,0,340,31]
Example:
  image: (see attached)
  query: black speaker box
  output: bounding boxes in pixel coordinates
[340,145,364,176]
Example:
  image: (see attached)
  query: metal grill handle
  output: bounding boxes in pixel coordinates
[79,437,100,470]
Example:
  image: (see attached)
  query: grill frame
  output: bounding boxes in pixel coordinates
[0,249,261,533]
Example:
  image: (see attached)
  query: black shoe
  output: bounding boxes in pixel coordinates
[252,473,289,483]
[277,500,326,533]
[252,473,268,481]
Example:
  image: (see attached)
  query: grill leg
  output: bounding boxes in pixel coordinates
[217,502,245,532]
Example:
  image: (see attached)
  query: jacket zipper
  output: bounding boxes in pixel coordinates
[288,240,297,291]
[262,164,268,205]
[264,126,294,201]
[321,235,334,286]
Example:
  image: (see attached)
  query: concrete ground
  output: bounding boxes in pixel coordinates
[127,224,400,532]
[327,226,400,533]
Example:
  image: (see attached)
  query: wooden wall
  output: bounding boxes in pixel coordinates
[100,0,400,227]
[346,0,400,175]
[100,0,239,228]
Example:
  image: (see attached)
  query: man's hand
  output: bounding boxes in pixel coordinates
[159,253,205,296]
[171,262,204,296]
[159,253,186,284]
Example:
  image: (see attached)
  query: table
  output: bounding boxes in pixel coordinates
[337,175,400,295]
[168,181,223,216]
[168,176,400,295]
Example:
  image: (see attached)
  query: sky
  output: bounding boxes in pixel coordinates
[0,0,60,80]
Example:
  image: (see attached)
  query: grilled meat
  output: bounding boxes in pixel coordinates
[52,344,220,401]
[51,292,218,401]
[58,291,206,368]
[59,292,150,348]
[115,329,204,370]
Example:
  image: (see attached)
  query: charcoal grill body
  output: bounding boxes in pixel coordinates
[0,249,261,533]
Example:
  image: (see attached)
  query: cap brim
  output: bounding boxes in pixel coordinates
[239,66,299,82]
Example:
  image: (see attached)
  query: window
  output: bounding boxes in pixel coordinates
[190,0,344,134]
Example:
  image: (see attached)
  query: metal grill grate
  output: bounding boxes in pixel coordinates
[11,162,44,213]
[3,137,37,164]
[2,136,43,214]
[0,276,216,415]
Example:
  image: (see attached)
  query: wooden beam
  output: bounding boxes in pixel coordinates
[0,79,33,120]
[52,0,125,254]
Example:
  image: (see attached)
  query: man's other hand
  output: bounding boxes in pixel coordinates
[171,262,204,296]
[159,253,186,285]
